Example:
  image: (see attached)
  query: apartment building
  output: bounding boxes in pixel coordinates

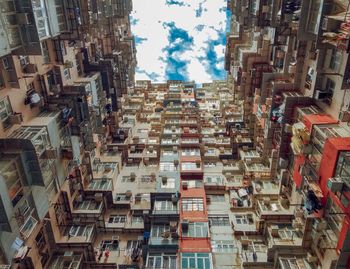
[0,0,137,268]
[225,0,350,268]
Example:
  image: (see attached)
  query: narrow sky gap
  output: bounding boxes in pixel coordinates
[131,0,229,83]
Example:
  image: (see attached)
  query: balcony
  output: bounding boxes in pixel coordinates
[86,178,113,191]
[149,225,179,248]
[58,225,95,244]
[72,199,103,215]
[152,200,179,215]
[256,198,294,220]
[230,188,253,209]
[267,224,303,248]
[204,175,226,190]
[47,253,83,269]
[252,180,279,195]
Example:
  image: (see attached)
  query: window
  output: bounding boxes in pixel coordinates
[63,68,71,80]
[326,201,344,237]
[209,215,230,226]
[67,225,92,238]
[0,97,13,129]
[20,216,38,239]
[99,239,119,251]
[19,55,29,67]
[41,41,50,64]
[160,162,176,171]
[126,240,140,249]
[329,49,342,72]
[279,257,299,269]
[0,159,24,206]
[108,215,126,223]
[325,78,335,94]
[18,199,30,216]
[147,254,177,269]
[183,222,209,237]
[162,150,176,156]
[307,0,322,33]
[2,58,10,70]
[204,162,216,168]
[154,200,177,212]
[205,176,223,184]
[115,194,130,201]
[161,178,176,189]
[132,216,143,223]
[335,151,350,179]
[235,214,254,225]
[182,180,202,188]
[151,225,170,237]
[0,71,4,88]
[181,162,200,170]
[182,198,204,211]
[141,175,152,183]
[278,227,295,240]
[121,176,133,183]
[207,195,225,202]
[181,253,212,269]
[181,148,200,156]
[211,240,236,253]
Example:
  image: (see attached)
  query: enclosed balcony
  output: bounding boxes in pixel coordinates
[267,224,303,248]
[58,225,95,244]
[86,178,113,191]
[148,224,179,248]
[47,253,83,269]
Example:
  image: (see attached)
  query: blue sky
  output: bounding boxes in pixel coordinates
[131,0,230,83]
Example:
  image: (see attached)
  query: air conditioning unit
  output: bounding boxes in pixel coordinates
[321,17,341,32]
[170,221,177,232]
[181,219,189,232]
[306,253,318,263]
[314,90,329,100]
[182,181,188,190]
[327,177,343,192]
[94,193,103,202]
[8,113,23,124]
[161,230,171,239]
[135,193,142,202]
[292,218,303,229]
[172,193,180,203]
[263,197,270,206]
[339,111,350,122]
[271,225,279,237]
[125,190,132,198]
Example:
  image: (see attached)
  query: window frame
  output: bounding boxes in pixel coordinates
[182,198,204,211]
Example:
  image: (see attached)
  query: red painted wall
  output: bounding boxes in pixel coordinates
[293,154,306,188]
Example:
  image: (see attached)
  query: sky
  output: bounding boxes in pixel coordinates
[131,0,230,83]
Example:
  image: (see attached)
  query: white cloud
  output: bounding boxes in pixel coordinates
[131,0,227,83]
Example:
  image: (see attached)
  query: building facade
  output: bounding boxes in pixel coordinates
[0,0,350,269]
